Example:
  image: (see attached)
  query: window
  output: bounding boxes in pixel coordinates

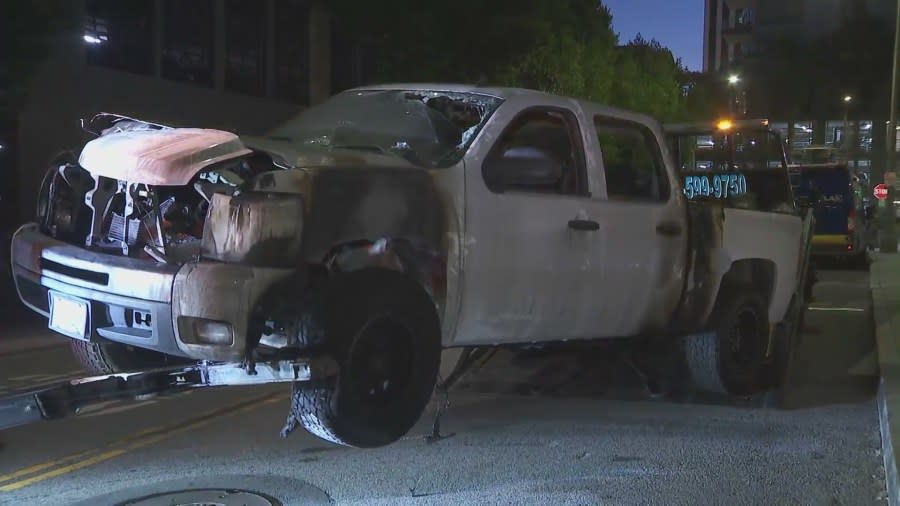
[735,8,753,27]
[595,118,669,201]
[673,129,795,213]
[274,0,310,104]
[84,0,153,75]
[331,18,375,94]
[268,90,502,168]
[225,0,266,95]
[162,0,213,86]
[486,109,585,195]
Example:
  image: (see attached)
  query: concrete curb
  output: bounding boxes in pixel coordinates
[871,253,900,505]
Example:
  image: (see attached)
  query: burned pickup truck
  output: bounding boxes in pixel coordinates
[9,86,811,447]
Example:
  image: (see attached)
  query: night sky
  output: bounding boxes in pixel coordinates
[604,0,704,71]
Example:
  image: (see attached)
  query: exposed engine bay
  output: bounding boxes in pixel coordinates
[37,114,277,265]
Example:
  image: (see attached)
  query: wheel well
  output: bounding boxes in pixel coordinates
[718,259,776,307]
[322,238,446,303]
[251,238,446,354]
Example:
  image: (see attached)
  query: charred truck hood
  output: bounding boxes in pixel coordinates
[38,115,450,273]
[79,127,253,186]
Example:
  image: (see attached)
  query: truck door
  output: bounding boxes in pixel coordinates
[454,103,608,344]
[584,115,689,336]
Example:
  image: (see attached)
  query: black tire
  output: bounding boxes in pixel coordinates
[684,290,770,396]
[287,269,441,448]
[804,260,816,302]
[770,306,800,392]
[70,339,185,374]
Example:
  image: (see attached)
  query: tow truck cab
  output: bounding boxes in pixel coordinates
[788,147,867,262]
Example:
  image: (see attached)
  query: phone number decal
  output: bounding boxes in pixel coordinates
[683,173,748,200]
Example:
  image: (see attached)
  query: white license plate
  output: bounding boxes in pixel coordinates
[48,292,89,340]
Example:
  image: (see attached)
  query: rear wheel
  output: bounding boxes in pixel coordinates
[286,269,441,448]
[70,339,185,374]
[684,290,770,396]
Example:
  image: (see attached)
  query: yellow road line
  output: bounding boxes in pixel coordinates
[0,449,95,483]
[0,392,286,492]
[0,450,127,492]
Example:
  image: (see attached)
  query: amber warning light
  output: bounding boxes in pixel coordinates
[716,120,733,131]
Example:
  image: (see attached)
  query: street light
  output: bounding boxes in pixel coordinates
[728,74,740,85]
[841,95,855,164]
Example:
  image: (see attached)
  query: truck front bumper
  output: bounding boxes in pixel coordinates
[10,223,294,361]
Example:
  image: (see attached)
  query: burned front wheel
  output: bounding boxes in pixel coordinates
[284,269,441,448]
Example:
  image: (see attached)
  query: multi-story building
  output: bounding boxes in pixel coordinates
[8,0,374,220]
[703,0,894,73]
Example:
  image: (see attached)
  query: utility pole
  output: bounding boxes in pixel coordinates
[882,0,900,253]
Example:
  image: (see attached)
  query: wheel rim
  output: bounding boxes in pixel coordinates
[725,307,763,372]
[347,317,415,406]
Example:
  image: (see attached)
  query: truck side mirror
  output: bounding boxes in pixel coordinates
[483,147,563,192]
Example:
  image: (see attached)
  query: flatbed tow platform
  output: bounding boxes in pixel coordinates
[0,357,336,431]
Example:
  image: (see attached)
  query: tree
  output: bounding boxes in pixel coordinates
[329,0,697,120]
[495,2,617,102]
[610,35,688,120]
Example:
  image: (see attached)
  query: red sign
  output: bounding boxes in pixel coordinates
[875,183,889,200]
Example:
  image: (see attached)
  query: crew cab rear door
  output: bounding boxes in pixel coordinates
[579,110,689,336]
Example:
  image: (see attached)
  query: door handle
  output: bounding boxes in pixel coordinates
[656,221,682,236]
[568,219,600,231]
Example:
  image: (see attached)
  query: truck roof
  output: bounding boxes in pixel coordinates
[345,83,656,124]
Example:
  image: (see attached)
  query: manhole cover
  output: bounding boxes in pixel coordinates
[119,488,280,506]
[68,474,331,506]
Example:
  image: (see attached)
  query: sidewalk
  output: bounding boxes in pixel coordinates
[870,252,900,506]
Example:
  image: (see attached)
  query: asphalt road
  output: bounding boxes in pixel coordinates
[0,268,887,505]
